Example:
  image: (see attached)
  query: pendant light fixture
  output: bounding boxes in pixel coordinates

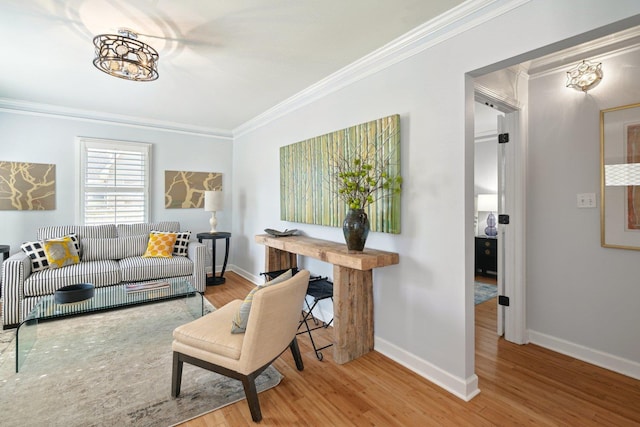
[93,28,159,81]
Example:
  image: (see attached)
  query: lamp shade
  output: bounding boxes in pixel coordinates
[204,191,223,212]
[477,194,497,212]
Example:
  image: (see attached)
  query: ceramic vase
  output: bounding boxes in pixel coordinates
[342,208,370,252]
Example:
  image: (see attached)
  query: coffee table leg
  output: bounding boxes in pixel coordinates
[16,317,38,372]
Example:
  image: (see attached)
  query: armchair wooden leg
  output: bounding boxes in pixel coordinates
[241,374,262,422]
[171,352,183,397]
[289,337,304,371]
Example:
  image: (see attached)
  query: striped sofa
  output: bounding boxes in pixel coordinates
[2,222,207,328]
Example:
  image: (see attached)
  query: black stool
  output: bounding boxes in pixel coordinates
[260,268,334,361]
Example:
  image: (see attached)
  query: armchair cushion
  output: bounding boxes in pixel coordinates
[173,300,244,360]
[231,269,293,334]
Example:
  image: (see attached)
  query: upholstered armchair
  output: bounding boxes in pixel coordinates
[171,269,310,422]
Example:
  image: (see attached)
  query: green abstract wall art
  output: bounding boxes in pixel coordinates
[280,114,401,233]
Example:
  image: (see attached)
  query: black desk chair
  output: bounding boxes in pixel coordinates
[260,269,334,361]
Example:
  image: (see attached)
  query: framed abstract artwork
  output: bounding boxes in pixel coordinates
[601,102,640,249]
[280,114,401,233]
[165,170,222,209]
[0,161,56,210]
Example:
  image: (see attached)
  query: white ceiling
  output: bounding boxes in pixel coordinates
[0,0,465,135]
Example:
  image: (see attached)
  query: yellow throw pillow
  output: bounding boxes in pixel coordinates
[143,232,177,258]
[43,236,80,269]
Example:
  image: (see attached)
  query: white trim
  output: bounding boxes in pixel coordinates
[528,330,640,380]
[228,264,262,285]
[231,261,483,399]
[475,129,499,144]
[375,336,481,401]
[234,0,531,138]
[0,98,233,140]
[527,25,640,77]
[76,137,151,225]
[475,83,521,113]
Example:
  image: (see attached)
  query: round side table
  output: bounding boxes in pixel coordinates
[0,245,9,297]
[196,232,230,286]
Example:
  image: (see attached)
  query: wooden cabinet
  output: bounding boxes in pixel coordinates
[475,236,497,277]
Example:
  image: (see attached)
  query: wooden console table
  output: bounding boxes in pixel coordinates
[255,234,399,364]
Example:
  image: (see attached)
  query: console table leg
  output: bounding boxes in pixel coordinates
[264,247,297,272]
[333,266,374,364]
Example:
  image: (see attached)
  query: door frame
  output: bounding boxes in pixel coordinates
[475,83,528,345]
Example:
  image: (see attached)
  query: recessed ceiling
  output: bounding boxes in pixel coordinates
[0,0,465,134]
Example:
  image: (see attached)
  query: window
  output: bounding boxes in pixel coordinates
[77,137,151,225]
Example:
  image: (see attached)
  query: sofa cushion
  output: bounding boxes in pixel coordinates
[38,224,117,242]
[20,240,50,272]
[151,230,191,257]
[81,235,149,261]
[119,256,193,282]
[21,233,80,272]
[117,221,180,237]
[143,232,177,258]
[43,236,80,269]
[23,259,121,297]
[38,225,117,258]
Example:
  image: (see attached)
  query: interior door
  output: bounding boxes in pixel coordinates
[497,111,520,340]
[497,115,507,336]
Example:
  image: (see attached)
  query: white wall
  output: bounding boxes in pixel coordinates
[527,46,640,373]
[0,111,233,269]
[232,0,640,398]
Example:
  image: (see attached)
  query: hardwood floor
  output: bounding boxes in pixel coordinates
[179,272,640,426]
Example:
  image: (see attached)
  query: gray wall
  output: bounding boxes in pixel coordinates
[0,112,233,269]
[231,0,640,398]
[527,46,640,366]
[2,0,639,400]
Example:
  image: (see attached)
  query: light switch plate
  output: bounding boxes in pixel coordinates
[577,193,597,208]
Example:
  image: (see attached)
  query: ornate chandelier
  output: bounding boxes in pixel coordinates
[566,60,602,92]
[93,29,159,82]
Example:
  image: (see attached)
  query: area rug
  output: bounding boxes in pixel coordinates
[0,299,282,427]
[475,281,498,305]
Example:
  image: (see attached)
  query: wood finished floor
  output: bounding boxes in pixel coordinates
[179,272,640,426]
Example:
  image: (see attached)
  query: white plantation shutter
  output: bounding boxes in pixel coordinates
[78,138,151,225]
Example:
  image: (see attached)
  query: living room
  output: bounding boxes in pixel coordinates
[1,0,640,424]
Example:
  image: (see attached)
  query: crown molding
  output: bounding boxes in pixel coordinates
[234,0,531,138]
[527,25,640,77]
[474,83,521,112]
[0,98,233,140]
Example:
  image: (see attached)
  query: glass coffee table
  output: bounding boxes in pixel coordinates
[16,278,203,372]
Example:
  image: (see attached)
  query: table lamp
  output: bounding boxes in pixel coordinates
[204,190,223,233]
[477,193,498,237]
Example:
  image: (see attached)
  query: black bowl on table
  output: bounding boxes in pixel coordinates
[54,283,95,304]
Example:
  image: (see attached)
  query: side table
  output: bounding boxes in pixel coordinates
[0,245,9,297]
[196,232,231,286]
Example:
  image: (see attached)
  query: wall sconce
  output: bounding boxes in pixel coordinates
[204,190,224,233]
[566,60,603,92]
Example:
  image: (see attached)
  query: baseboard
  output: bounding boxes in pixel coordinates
[229,266,481,398]
[228,264,262,285]
[528,330,640,380]
[374,336,480,401]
